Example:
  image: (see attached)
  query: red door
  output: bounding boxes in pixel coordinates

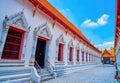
[69,47,73,61]
[86,53,88,62]
[82,51,84,62]
[77,50,79,62]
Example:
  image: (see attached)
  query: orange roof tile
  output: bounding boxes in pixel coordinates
[101,49,115,58]
[39,0,89,42]
[29,0,100,53]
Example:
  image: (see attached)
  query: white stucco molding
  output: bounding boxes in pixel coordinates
[56,34,66,46]
[81,44,84,52]
[33,22,52,39]
[84,45,87,53]
[3,11,29,31]
[0,11,30,61]
[75,43,80,50]
[86,47,89,53]
[68,40,74,49]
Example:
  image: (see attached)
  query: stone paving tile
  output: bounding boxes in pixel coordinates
[42,64,119,83]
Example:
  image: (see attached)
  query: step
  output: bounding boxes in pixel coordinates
[0,70,31,76]
[41,73,53,77]
[37,69,55,82]
[0,73,31,82]
[1,77,32,83]
[41,75,54,82]
[37,69,50,74]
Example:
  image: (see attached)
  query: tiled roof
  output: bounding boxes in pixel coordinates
[101,49,114,58]
[29,0,100,53]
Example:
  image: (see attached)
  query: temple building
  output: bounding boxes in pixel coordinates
[101,49,115,64]
[0,0,101,82]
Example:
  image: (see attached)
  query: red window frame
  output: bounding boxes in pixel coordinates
[58,43,64,61]
[76,50,79,62]
[1,26,25,60]
[82,51,84,62]
[69,47,73,61]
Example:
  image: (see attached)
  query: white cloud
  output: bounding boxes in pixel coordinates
[80,14,109,28]
[97,14,109,25]
[95,41,114,50]
[81,19,98,27]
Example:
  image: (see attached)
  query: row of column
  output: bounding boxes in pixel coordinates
[56,43,101,65]
[78,50,100,64]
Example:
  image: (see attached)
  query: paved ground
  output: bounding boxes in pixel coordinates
[42,64,119,83]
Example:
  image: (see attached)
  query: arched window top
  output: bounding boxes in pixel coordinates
[56,34,66,46]
[68,40,74,48]
[76,43,80,50]
[3,11,29,31]
[80,44,84,52]
[34,22,52,39]
[1,11,29,61]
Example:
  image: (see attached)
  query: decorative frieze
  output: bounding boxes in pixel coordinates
[3,11,29,31]
[33,22,52,39]
[76,43,80,50]
[56,34,66,46]
[68,40,74,49]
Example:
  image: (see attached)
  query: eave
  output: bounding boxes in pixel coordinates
[29,0,101,53]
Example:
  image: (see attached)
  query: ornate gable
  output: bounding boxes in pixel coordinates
[56,34,66,45]
[68,40,74,48]
[3,11,28,31]
[34,22,52,39]
[76,43,80,50]
[102,49,112,57]
[81,44,84,51]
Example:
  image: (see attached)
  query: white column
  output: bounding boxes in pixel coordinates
[64,42,68,66]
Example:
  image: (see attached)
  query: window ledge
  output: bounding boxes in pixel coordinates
[76,61,80,64]
[55,61,65,65]
[0,60,25,67]
[29,60,34,66]
[68,61,73,65]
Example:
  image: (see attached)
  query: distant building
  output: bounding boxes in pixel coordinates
[101,49,115,64]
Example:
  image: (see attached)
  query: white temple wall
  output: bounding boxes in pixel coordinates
[0,0,101,67]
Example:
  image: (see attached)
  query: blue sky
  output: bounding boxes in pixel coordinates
[48,0,116,50]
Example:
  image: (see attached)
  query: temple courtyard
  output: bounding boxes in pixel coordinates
[42,64,118,83]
